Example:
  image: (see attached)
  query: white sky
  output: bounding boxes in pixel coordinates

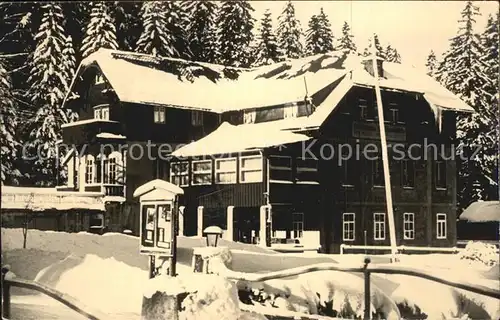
[251,1,498,72]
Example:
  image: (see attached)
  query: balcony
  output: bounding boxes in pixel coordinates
[83,184,125,198]
[62,119,124,145]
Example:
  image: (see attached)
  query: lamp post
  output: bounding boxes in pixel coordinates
[203,226,223,247]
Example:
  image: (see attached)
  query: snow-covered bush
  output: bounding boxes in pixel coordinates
[144,274,266,320]
[458,241,499,267]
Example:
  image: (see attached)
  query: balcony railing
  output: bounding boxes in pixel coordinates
[83,183,124,197]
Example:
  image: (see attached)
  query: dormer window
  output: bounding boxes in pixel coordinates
[154,106,166,124]
[284,103,298,119]
[94,104,109,120]
[243,110,256,124]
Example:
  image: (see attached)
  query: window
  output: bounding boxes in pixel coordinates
[192,111,203,126]
[95,74,105,84]
[389,103,400,124]
[359,99,368,120]
[85,156,94,184]
[436,213,447,239]
[240,155,263,183]
[296,157,318,183]
[215,158,237,184]
[192,160,212,185]
[93,105,109,120]
[403,213,415,240]
[343,213,355,241]
[435,160,446,189]
[154,106,166,124]
[243,110,256,124]
[292,212,304,238]
[269,156,292,182]
[108,157,117,183]
[170,161,189,186]
[340,151,355,187]
[372,158,384,187]
[373,213,386,240]
[401,159,415,188]
[284,103,298,119]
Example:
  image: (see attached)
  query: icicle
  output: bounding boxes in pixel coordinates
[429,100,443,133]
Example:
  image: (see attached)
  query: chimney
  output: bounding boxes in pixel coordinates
[361,55,385,78]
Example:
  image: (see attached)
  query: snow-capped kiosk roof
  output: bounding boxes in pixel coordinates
[172,122,311,158]
[459,201,500,222]
[133,179,184,198]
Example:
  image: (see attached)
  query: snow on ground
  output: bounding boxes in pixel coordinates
[2,228,499,320]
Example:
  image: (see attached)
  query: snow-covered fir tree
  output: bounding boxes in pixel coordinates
[337,21,356,53]
[480,12,499,199]
[0,58,20,184]
[254,9,280,66]
[215,0,255,67]
[114,1,142,51]
[363,33,385,58]
[425,50,439,77]
[276,1,303,59]
[385,44,401,63]
[81,2,118,58]
[185,0,218,63]
[437,1,496,208]
[27,4,75,185]
[305,8,334,55]
[136,2,173,57]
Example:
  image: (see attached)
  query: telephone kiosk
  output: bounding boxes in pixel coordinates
[133,179,184,278]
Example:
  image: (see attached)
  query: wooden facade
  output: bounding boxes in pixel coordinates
[58,51,463,253]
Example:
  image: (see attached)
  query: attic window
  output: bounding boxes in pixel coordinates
[243,110,256,124]
[154,106,166,124]
[95,74,105,84]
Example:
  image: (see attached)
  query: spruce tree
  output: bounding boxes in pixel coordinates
[437,1,495,208]
[215,0,255,67]
[185,0,218,63]
[81,2,118,58]
[425,50,439,77]
[385,44,401,63]
[254,9,280,66]
[114,1,142,51]
[276,1,303,59]
[305,8,334,55]
[27,4,75,185]
[0,58,20,184]
[338,21,357,53]
[136,2,172,57]
[364,33,385,58]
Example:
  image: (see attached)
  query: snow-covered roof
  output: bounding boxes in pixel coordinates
[64,49,474,116]
[459,201,500,222]
[172,121,312,158]
[133,179,184,198]
[1,186,105,211]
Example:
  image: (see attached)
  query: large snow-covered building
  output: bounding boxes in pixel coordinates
[57,48,473,252]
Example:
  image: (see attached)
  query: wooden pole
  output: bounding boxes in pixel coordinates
[371,39,398,261]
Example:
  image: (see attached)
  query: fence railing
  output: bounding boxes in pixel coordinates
[340,244,464,254]
[202,254,500,320]
[1,266,106,320]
